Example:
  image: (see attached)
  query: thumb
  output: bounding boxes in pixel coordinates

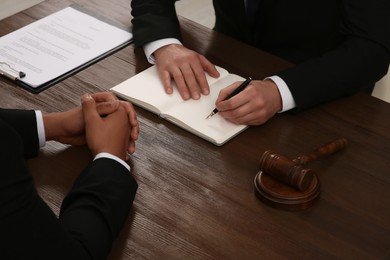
[81,94,100,127]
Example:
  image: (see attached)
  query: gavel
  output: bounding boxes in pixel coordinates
[259,138,348,191]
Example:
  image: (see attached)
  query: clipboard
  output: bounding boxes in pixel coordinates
[0,5,133,94]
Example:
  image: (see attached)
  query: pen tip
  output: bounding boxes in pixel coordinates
[206,111,215,119]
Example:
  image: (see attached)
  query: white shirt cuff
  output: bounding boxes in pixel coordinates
[266,75,296,112]
[94,152,131,172]
[144,38,182,64]
[35,110,46,148]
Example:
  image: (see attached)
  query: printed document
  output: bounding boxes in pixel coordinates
[0,6,132,89]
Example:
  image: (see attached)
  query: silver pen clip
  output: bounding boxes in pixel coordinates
[0,61,26,81]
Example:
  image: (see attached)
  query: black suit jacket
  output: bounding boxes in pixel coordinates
[0,109,138,260]
[131,0,390,110]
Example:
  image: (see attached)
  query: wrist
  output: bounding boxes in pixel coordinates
[145,38,182,64]
[266,75,296,112]
[42,112,61,141]
[43,110,74,142]
[153,43,180,60]
[264,79,283,112]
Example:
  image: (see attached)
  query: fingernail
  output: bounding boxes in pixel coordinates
[81,93,92,103]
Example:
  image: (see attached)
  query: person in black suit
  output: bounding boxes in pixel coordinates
[131,0,390,125]
[0,92,139,259]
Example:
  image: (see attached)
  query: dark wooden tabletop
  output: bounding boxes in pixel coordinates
[1,0,390,259]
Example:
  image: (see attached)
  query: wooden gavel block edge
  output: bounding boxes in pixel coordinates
[254,171,321,211]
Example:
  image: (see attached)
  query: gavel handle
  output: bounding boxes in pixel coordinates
[293,137,348,166]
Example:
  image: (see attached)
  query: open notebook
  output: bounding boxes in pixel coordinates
[111,65,249,146]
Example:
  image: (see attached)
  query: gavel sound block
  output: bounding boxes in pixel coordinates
[254,138,348,211]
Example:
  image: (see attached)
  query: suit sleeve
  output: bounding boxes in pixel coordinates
[277,0,390,110]
[0,108,40,158]
[59,158,138,260]
[131,0,182,47]
[1,108,138,259]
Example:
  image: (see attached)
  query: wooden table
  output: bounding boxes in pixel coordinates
[1,0,390,259]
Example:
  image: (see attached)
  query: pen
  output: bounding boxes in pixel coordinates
[206,77,252,119]
[0,61,26,81]
[0,68,19,81]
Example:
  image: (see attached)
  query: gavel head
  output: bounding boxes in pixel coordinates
[259,150,315,191]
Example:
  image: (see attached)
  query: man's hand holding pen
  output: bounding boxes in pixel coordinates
[215,79,282,126]
[206,77,252,119]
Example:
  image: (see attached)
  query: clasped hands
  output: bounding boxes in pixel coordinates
[43,92,139,161]
[154,44,282,125]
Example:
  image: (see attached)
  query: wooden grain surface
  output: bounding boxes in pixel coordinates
[1,0,390,259]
